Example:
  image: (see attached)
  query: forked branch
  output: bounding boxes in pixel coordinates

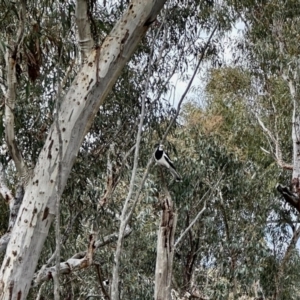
[34,228,131,286]
[255,114,293,170]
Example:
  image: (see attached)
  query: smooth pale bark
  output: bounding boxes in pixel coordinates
[0,1,167,299]
[76,0,93,61]
[154,189,177,300]
[290,79,300,179]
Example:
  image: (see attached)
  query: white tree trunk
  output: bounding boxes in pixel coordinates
[290,79,300,179]
[0,1,167,298]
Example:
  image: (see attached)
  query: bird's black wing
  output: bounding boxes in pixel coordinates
[163,152,176,170]
[163,151,173,162]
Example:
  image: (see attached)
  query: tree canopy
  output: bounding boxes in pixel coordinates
[1,0,300,299]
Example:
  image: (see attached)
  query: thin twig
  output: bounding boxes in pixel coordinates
[35,283,45,300]
[162,24,218,141]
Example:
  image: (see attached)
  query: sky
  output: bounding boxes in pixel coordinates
[169,20,246,108]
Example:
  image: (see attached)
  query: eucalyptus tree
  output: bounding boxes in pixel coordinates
[228,0,300,197]
[226,0,300,298]
[0,0,235,299]
[165,67,277,299]
[0,0,169,298]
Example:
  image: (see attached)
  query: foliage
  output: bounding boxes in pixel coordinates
[1,0,300,299]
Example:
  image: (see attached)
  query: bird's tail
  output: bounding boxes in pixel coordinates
[169,168,182,182]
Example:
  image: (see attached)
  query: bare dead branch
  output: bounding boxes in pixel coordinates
[35,283,46,300]
[154,187,177,300]
[34,233,96,287]
[111,54,148,300]
[174,202,206,249]
[33,229,131,286]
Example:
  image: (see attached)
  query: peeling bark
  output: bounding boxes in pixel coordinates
[0,1,167,299]
[154,188,177,300]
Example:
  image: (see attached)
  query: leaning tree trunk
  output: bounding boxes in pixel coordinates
[0,1,167,299]
[155,186,177,300]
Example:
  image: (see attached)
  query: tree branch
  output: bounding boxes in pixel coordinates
[76,0,94,62]
[162,23,218,141]
[255,114,293,170]
[4,0,28,181]
[33,229,131,286]
[111,45,149,300]
[110,15,168,298]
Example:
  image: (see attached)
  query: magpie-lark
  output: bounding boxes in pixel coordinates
[154,144,182,182]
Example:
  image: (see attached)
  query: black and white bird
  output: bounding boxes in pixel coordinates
[154,144,182,182]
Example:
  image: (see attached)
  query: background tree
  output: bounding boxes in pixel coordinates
[1,0,300,299]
